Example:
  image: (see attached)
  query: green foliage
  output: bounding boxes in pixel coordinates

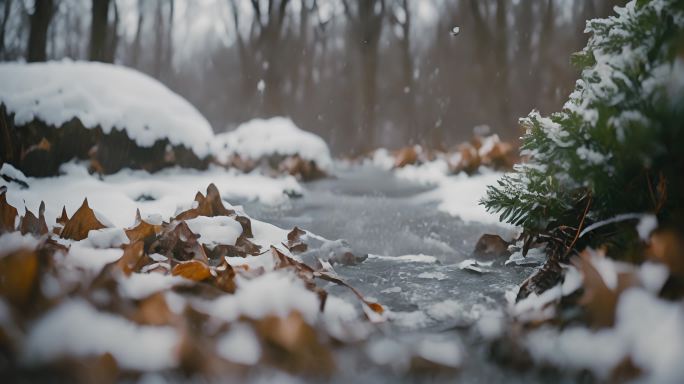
[482,0,684,257]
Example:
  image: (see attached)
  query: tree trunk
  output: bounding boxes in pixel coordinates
[130,1,144,67]
[0,0,12,59]
[89,0,111,62]
[27,0,54,62]
[104,0,119,63]
[153,0,164,78]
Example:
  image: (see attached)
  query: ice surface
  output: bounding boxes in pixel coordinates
[0,61,213,157]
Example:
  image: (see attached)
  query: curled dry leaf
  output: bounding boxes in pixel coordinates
[172,260,212,281]
[0,188,18,232]
[60,199,108,241]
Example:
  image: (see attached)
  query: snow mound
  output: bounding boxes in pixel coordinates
[212,117,332,170]
[0,61,213,157]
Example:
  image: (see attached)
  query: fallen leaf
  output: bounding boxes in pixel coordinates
[0,188,18,232]
[394,146,418,168]
[19,201,48,236]
[647,229,684,276]
[125,209,162,245]
[60,199,108,240]
[172,260,211,281]
[255,311,334,375]
[0,250,38,306]
[116,241,147,276]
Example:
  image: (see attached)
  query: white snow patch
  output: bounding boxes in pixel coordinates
[216,324,262,365]
[23,300,179,371]
[63,243,123,273]
[84,228,129,248]
[117,273,190,300]
[197,271,321,324]
[0,232,40,257]
[184,216,243,248]
[212,117,332,170]
[0,61,213,157]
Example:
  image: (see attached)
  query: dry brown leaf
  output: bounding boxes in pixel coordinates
[255,311,334,375]
[211,258,236,293]
[131,292,176,326]
[647,229,684,276]
[0,188,18,232]
[116,241,147,276]
[19,201,48,236]
[572,251,636,328]
[60,199,107,240]
[0,250,38,306]
[150,221,208,262]
[172,260,211,281]
[394,146,418,168]
[175,184,235,220]
[473,234,511,259]
[125,210,162,244]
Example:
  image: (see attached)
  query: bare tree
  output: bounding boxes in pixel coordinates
[27,0,54,62]
[343,0,385,151]
[130,0,144,67]
[0,0,12,58]
[89,0,111,62]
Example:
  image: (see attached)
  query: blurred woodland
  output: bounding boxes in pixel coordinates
[0,0,623,154]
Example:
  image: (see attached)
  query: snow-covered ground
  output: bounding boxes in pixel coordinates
[364,149,512,226]
[1,162,301,228]
[212,117,333,170]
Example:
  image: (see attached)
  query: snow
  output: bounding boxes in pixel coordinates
[212,117,332,170]
[524,288,684,383]
[216,324,262,365]
[409,168,512,226]
[63,243,123,273]
[415,338,462,368]
[1,163,302,228]
[184,216,243,248]
[117,273,190,300]
[637,214,658,241]
[0,61,213,157]
[23,300,179,371]
[197,271,322,324]
[0,163,29,185]
[0,232,40,257]
[84,228,129,248]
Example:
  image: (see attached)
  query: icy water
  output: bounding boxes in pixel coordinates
[241,166,567,383]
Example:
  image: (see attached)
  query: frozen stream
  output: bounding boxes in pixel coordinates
[241,165,563,383]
